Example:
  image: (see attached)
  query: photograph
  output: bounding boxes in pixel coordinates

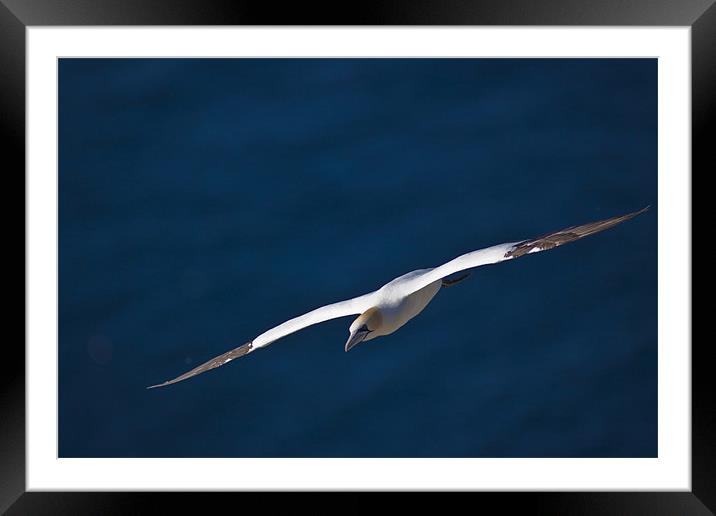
[58,57,657,458]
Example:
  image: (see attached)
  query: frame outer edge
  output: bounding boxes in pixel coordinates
[3,0,713,514]
[0,0,26,515]
[692,1,716,514]
[0,0,714,25]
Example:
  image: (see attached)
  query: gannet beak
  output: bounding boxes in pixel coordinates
[345,325,371,352]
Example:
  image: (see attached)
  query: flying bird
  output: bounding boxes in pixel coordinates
[148,207,649,389]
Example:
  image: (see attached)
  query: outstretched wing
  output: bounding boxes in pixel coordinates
[395,207,649,296]
[251,292,376,349]
[147,342,253,389]
[147,292,376,389]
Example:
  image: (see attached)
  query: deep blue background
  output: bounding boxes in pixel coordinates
[59,58,657,458]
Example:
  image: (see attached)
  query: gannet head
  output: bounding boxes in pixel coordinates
[345,307,383,352]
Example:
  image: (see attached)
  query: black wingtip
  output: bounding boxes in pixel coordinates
[146,341,253,390]
[146,378,178,389]
[624,205,651,221]
[146,382,168,390]
[505,205,652,259]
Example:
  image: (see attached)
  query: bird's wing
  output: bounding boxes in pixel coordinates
[395,207,649,296]
[147,292,376,389]
[251,292,376,349]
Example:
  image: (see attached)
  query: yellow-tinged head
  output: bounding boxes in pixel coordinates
[345,307,383,352]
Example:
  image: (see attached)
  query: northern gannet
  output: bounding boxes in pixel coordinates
[148,207,648,389]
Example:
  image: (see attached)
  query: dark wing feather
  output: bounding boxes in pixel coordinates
[505,206,650,259]
[147,342,252,389]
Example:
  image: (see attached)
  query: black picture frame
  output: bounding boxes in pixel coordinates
[2,1,707,514]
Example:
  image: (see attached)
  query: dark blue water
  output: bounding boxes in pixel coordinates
[59,58,657,458]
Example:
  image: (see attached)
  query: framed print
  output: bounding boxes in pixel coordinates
[3,0,708,514]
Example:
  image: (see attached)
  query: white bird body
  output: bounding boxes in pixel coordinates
[148,208,648,389]
[254,269,443,349]
[367,274,443,339]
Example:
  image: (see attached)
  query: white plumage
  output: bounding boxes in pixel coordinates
[148,207,648,389]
